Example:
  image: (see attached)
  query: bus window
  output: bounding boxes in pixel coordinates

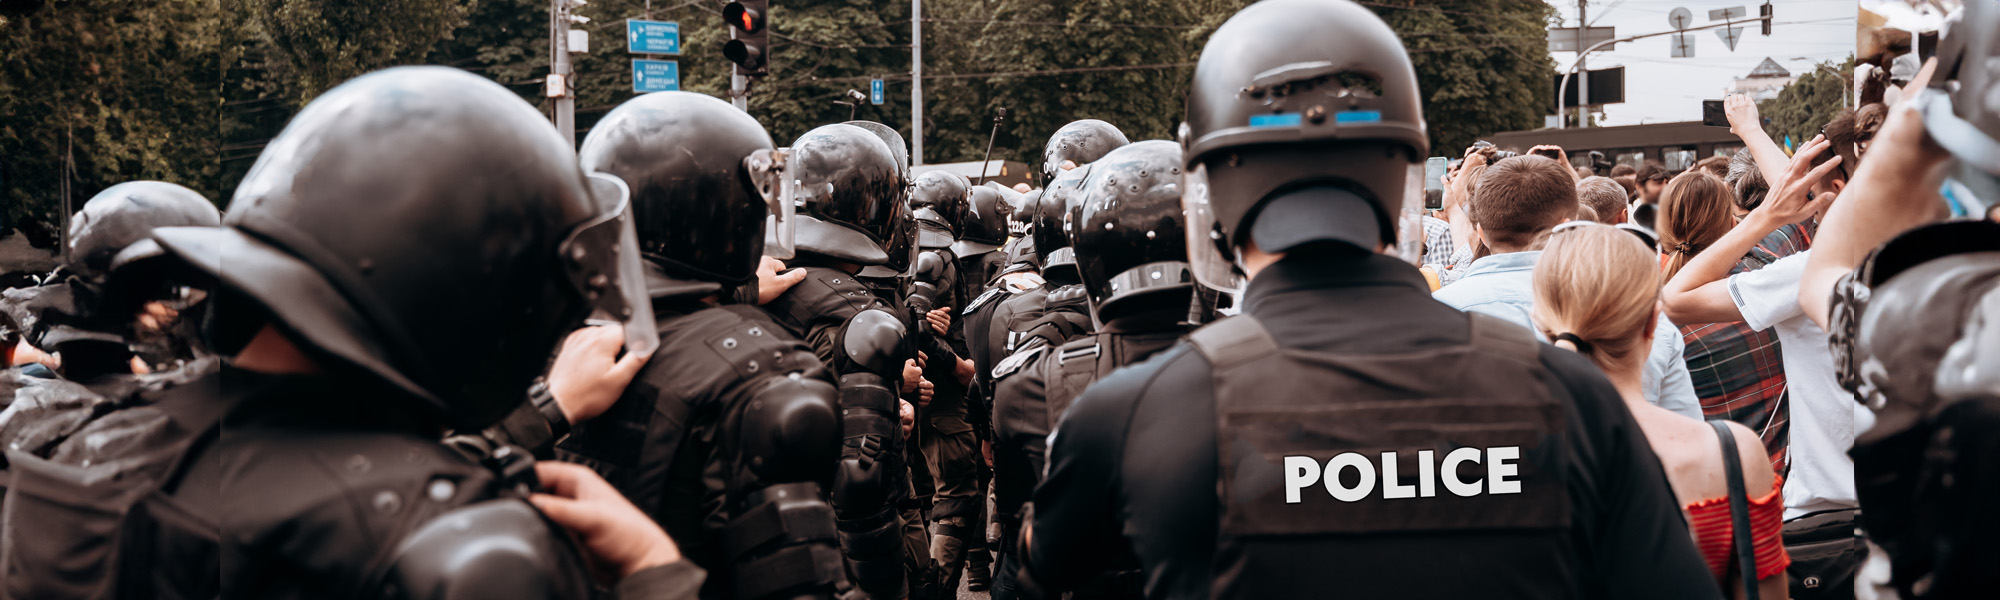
[1614,150,1646,170]
[1664,146,1698,172]
[1713,144,1744,158]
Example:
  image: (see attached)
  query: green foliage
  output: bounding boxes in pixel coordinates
[1367,0,1557,155]
[249,0,475,102]
[1758,58,1854,151]
[0,0,222,247]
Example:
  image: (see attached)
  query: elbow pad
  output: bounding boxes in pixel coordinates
[837,309,907,377]
[381,500,593,600]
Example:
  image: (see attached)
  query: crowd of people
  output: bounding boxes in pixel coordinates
[0,0,1994,599]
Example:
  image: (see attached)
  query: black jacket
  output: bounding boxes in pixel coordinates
[1024,254,1718,600]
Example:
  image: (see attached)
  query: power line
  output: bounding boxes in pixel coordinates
[919,17,1204,30]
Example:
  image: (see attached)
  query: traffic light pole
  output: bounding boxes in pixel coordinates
[551,0,575,147]
[910,0,923,166]
[733,71,747,111]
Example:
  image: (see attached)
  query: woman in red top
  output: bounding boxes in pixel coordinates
[1535,223,1789,599]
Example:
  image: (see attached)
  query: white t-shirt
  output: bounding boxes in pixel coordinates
[1729,251,1872,519]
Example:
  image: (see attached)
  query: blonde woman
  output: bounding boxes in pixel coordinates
[1534,223,1789,599]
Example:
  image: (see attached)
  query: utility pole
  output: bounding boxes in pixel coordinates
[551,0,581,147]
[911,0,923,165]
[1577,0,1589,128]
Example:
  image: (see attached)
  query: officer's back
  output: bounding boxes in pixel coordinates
[1018,1,1716,598]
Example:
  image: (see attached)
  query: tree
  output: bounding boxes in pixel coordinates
[0,0,222,248]
[249,0,474,103]
[1758,58,1853,152]
[1367,0,1556,156]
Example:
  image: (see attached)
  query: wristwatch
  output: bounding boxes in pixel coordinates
[528,379,571,440]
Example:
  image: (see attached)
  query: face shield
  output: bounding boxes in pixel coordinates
[746,147,799,260]
[564,173,660,356]
[1181,163,1245,293]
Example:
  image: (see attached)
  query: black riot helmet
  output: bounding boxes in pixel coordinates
[1034,164,1092,261]
[954,183,1015,256]
[65,181,221,281]
[1042,119,1129,182]
[911,170,972,248]
[845,120,911,181]
[151,66,654,430]
[1919,0,2000,212]
[789,124,905,266]
[1073,141,1192,320]
[1831,220,2000,597]
[579,91,779,297]
[1180,0,1429,291]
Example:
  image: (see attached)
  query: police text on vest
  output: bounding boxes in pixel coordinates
[1283,448,1522,503]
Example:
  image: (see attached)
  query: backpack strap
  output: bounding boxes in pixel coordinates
[1713,420,1760,600]
[1185,315,1280,370]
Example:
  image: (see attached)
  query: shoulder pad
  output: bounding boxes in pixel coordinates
[841,309,908,374]
[382,499,593,600]
[963,287,1009,316]
[916,251,950,282]
[992,345,1045,380]
[702,312,812,380]
[768,268,879,327]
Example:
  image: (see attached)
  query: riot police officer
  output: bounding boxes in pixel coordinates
[906,169,992,595]
[988,140,1205,600]
[1018,2,1716,598]
[759,123,924,600]
[538,91,852,600]
[0,67,693,599]
[0,181,222,527]
[7,181,220,382]
[954,185,1014,299]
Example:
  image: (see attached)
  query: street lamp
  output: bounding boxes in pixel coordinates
[1790,57,1851,108]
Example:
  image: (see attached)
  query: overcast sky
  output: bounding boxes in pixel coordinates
[1542,0,1857,126]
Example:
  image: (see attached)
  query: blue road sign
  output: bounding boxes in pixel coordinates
[626,20,680,54]
[633,59,679,93]
[870,79,884,105]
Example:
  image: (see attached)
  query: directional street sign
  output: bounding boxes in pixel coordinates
[1715,27,1744,51]
[632,59,680,93]
[1547,26,1617,53]
[626,20,681,54]
[1708,6,1747,21]
[1671,33,1695,58]
[1668,7,1694,29]
[870,79,884,105]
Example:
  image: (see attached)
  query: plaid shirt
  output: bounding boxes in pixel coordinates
[1422,216,1475,287]
[1681,242,1793,475]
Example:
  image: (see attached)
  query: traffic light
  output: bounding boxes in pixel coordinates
[1760,2,1773,36]
[724,0,768,76]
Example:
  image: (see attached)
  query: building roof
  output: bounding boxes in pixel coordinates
[1747,57,1791,79]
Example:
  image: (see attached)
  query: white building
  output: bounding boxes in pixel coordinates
[1727,57,1796,101]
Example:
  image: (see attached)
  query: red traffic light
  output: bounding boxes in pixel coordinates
[724,2,763,33]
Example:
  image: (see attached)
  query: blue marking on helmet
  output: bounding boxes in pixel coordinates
[1249,113,1302,128]
[1335,111,1382,124]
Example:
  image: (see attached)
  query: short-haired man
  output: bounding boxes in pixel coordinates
[1435,155,1701,419]
[1631,161,1671,230]
[1577,176,1629,225]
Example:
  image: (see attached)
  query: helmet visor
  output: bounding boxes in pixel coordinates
[566,173,660,356]
[746,148,799,260]
[1394,162,1426,264]
[1181,163,1245,292]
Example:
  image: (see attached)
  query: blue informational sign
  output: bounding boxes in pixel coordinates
[870,79,884,105]
[626,20,680,54]
[633,59,680,93]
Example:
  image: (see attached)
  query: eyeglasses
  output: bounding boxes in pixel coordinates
[1550,219,1659,251]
